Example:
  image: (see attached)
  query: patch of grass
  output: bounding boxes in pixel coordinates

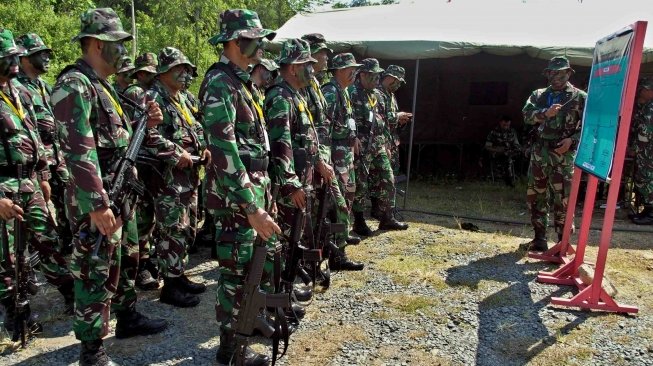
[376,255,448,288]
[284,324,368,365]
[380,293,438,314]
[332,270,367,290]
[370,310,392,320]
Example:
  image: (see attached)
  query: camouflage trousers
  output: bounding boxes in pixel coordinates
[154,186,198,278]
[332,143,355,242]
[47,167,72,253]
[70,216,139,341]
[371,143,401,199]
[634,156,653,205]
[353,148,395,214]
[0,188,73,300]
[527,142,574,236]
[136,191,155,262]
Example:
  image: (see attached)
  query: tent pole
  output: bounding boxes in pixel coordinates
[403,58,420,209]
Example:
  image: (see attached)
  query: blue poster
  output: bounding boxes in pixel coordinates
[575,27,635,181]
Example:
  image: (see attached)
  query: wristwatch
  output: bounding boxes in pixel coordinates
[243,202,258,215]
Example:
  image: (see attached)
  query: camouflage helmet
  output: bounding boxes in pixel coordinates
[0,29,22,58]
[157,47,196,75]
[359,58,384,74]
[208,9,276,45]
[258,58,280,72]
[277,38,316,65]
[16,33,51,56]
[117,56,135,74]
[383,65,406,83]
[329,53,362,71]
[543,56,575,74]
[301,33,332,55]
[638,78,653,90]
[71,8,133,43]
[130,52,158,77]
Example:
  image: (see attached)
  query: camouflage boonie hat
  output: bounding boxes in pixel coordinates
[0,29,22,58]
[71,8,133,42]
[638,78,653,90]
[301,33,332,55]
[329,53,362,70]
[208,9,276,45]
[16,33,51,56]
[130,52,158,77]
[360,58,384,73]
[278,39,316,65]
[117,57,135,74]
[383,65,406,83]
[157,47,195,75]
[543,56,575,73]
[258,58,280,72]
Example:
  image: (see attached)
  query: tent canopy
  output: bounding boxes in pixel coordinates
[273,0,653,66]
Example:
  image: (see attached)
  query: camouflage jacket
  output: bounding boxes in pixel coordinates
[485,126,521,152]
[112,81,130,95]
[52,59,132,220]
[349,79,387,153]
[17,72,68,180]
[199,55,270,212]
[378,87,402,145]
[302,76,330,163]
[182,89,200,121]
[321,78,356,146]
[123,82,146,121]
[265,80,320,197]
[522,82,587,148]
[144,80,206,187]
[634,100,653,161]
[0,79,49,194]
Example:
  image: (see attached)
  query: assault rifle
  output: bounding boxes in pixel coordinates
[233,187,290,366]
[91,94,148,259]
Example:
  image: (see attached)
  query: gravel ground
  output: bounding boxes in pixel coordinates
[1,212,652,366]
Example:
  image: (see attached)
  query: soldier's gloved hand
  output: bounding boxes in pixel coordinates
[89,207,119,236]
[544,104,562,118]
[290,188,306,210]
[317,160,335,183]
[40,180,51,202]
[0,198,24,221]
[247,208,281,241]
[554,138,573,155]
[145,100,164,128]
[177,151,194,169]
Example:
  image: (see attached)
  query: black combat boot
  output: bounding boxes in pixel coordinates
[216,331,270,366]
[632,204,653,225]
[179,274,207,294]
[524,228,548,252]
[160,277,201,308]
[329,246,364,271]
[370,196,381,220]
[135,261,159,291]
[293,287,312,302]
[378,210,409,231]
[352,211,373,236]
[114,306,168,339]
[57,279,75,315]
[79,339,113,366]
[346,232,361,245]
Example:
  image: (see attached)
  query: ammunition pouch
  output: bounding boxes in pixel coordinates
[239,151,269,172]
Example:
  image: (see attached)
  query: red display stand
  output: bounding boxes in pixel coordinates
[532,21,647,314]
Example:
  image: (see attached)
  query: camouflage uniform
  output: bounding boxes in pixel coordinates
[144,48,205,279]
[631,78,653,224]
[15,33,73,257]
[377,65,407,176]
[51,9,145,341]
[0,29,73,301]
[522,56,586,244]
[200,9,277,333]
[321,53,361,245]
[484,124,521,186]
[112,57,134,94]
[349,59,395,216]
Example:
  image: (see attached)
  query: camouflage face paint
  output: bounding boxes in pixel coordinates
[548,70,570,90]
[239,37,265,59]
[28,50,52,73]
[101,41,127,71]
[297,63,314,87]
[0,55,19,79]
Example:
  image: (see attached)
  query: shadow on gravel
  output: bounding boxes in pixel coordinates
[445,251,592,366]
[11,343,78,365]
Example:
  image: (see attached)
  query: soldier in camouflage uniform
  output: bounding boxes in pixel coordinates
[0,28,74,336]
[631,78,653,225]
[484,115,521,187]
[251,58,279,97]
[51,9,167,365]
[349,58,408,235]
[522,56,586,251]
[301,34,361,250]
[14,32,75,311]
[144,47,209,307]
[112,56,134,94]
[199,9,280,366]
[124,51,160,291]
[371,65,412,217]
